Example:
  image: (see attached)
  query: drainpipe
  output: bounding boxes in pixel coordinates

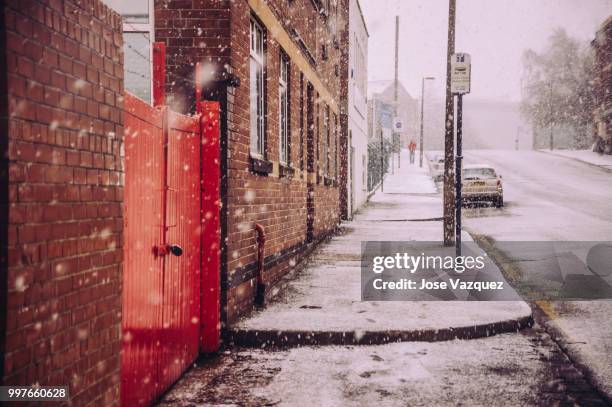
[254,223,266,307]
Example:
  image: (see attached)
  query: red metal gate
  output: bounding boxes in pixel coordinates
[122,94,221,406]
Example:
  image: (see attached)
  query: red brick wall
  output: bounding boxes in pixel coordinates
[0,1,124,405]
[155,0,347,323]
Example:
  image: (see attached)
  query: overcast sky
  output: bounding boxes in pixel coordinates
[360,0,612,103]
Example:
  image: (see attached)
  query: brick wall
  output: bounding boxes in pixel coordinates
[0,1,124,405]
[155,0,347,324]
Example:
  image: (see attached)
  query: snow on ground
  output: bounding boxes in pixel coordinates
[381,150,437,194]
[233,150,529,337]
[158,332,562,407]
[541,149,612,170]
[462,150,612,400]
[544,301,612,399]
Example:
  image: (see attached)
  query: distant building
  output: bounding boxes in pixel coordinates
[592,15,612,154]
[367,80,419,148]
[345,0,369,217]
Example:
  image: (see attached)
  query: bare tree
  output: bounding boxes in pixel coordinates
[521,29,595,149]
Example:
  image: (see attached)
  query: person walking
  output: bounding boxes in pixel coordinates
[409,139,417,164]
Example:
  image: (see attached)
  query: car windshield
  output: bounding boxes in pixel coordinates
[463,168,497,180]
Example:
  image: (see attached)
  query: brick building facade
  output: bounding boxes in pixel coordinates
[154,0,349,323]
[0,0,124,405]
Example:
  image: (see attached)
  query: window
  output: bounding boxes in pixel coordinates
[250,19,265,158]
[104,0,154,103]
[323,106,330,176]
[299,73,305,171]
[333,112,337,178]
[279,51,290,165]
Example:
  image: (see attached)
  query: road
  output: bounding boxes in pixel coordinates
[462,149,612,399]
[463,150,612,241]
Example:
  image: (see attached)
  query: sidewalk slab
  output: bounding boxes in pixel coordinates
[230,150,532,346]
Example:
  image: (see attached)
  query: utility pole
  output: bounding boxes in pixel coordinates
[516,127,520,151]
[394,15,400,169]
[420,76,435,167]
[443,0,456,246]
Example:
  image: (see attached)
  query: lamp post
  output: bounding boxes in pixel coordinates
[549,80,554,151]
[419,76,435,167]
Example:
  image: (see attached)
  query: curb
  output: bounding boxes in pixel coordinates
[228,314,533,348]
[536,150,612,173]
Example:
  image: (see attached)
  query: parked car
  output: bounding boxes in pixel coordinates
[462,164,504,207]
[431,154,445,182]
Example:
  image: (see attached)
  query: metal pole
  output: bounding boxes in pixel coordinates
[380,129,384,192]
[516,127,520,151]
[420,78,425,167]
[443,0,456,246]
[455,94,463,256]
[549,81,554,151]
[420,77,434,168]
[394,16,400,169]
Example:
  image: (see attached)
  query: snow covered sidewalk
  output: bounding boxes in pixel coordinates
[380,149,438,194]
[540,149,612,172]
[229,151,531,347]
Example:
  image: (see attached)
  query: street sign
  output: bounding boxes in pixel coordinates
[451,53,471,94]
[393,117,403,132]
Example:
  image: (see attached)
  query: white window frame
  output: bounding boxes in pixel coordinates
[279,51,289,165]
[106,0,155,104]
[250,19,265,158]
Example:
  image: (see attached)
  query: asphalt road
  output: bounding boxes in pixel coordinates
[462,150,612,240]
[462,149,612,400]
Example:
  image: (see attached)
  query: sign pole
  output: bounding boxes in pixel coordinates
[455,94,463,257]
[449,51,470,257]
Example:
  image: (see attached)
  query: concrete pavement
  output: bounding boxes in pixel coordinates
[230,150,531,347]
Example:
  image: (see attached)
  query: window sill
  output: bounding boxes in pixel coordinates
[279,164,295,178]
[250,156,273,175]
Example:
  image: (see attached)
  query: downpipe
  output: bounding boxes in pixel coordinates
[254,223,266,307]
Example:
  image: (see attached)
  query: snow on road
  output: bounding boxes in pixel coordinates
[462,149,612,400]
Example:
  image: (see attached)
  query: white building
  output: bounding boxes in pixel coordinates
[347,0,369,217]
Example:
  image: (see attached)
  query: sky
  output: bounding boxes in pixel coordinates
[360,0,612,103]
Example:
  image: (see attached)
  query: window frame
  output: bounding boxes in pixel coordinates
[250,18,266,159]
[323,105,330,177]
[108,0,155,104]
[279,50,290,166]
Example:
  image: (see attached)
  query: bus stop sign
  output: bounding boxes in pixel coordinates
[451,53,471,94]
